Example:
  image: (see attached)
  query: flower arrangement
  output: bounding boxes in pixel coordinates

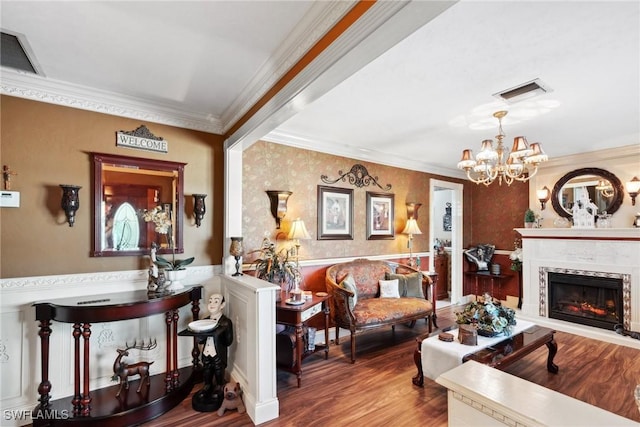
[509,239,523,271]
[455,293,516,336]
[142,206,194,271]
[249,237,301,291]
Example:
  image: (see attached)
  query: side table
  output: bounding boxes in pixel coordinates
[275,293,330,387]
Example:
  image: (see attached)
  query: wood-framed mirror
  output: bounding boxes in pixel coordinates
[551,167,623,219]
[92,153,186,257]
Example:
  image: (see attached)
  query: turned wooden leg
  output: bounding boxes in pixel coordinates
[72,323,82,414]
[36,319,52,411]
[350,333,356,364]
[81,323,92,416]
[412,336,425,387]
[546,336,559,374]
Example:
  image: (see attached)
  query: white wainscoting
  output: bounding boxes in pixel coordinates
[0,266,221,427]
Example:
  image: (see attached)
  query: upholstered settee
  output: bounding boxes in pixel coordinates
[325,259,434,363]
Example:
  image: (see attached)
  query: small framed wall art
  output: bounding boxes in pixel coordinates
[317,185,354,240]
[366,191,394,240]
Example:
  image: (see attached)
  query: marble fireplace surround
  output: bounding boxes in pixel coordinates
[517,228,640,349]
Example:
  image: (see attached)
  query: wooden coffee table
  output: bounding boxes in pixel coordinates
[413,324,558,387]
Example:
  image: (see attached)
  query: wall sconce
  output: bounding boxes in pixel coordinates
[626,176,640,206]
[60,184,81,227]
[266,190,292,229]
[193,194,206,227]
[401,218,422,268]
[536,186,550,210]
[406,202,422,220]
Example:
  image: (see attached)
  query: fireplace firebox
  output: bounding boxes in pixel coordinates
[548,272,623,330]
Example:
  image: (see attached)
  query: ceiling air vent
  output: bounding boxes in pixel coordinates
[1,31,41,75]
[493,78,551,103]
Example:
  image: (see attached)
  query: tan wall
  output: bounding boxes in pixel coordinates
[242,140,472,262]
[0,96,225,278]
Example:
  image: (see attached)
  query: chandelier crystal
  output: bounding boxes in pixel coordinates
[457,111,549,186]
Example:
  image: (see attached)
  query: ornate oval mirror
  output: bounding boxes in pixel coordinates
[551,167,623,219]
[92,153,186,257]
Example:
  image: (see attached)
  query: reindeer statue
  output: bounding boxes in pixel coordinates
[112,339,157,397]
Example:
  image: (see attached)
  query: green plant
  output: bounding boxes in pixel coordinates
[154,255,194,271]
[524,208,536,223]
[249,237,300,290]
[142,206,194,270]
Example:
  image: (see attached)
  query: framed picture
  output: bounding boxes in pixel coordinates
[366,192,394,240]
[317,185,353,240]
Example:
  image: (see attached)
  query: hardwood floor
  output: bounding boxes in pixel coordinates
[145,305,640,426]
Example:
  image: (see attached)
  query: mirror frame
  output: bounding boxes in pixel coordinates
[92,152,186,257]
[551,167,623,219]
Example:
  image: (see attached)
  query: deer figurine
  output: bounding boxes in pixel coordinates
[112,339,157,397]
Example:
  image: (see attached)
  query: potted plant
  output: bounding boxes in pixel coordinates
[142,206,194,290]
[249,237,301,297]
[455,293,516,336]
[524,208,536,228]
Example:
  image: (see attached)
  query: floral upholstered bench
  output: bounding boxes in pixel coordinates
[325,259,433,363]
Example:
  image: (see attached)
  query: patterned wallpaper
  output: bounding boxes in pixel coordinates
[242,140,526,265]
[469,179,529,251]
[242,141,445,263]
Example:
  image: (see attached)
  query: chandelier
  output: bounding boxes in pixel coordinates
[457,111,549,186]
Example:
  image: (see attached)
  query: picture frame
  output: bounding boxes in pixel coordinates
[366,192,394,240]
[317,185,354,240]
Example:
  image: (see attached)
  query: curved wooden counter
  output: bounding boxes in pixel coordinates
[33,286,202,426]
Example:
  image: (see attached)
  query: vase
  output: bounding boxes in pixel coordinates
[165,269,186,291]
[524,222,534,228]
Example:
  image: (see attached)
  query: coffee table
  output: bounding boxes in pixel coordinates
[412,324,558,387]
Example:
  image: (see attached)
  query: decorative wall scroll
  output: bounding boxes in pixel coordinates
[366,192,394,240]
[116,125,168,153]
[321,164,392,191]
[317,185,354,240]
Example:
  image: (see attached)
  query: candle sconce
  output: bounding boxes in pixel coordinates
[60,184,81,227]
[266,190,292,229]
[229,237,244,276]
[193,194,206,227]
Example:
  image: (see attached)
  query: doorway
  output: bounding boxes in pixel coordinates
[429,179,463,305]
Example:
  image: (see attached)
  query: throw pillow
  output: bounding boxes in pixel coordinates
[339,273,358,309]
[386,272,424,298]
[379,279,400,298]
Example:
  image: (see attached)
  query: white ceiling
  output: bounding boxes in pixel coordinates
[2,1,639,178]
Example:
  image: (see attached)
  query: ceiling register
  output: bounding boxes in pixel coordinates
[457,111,549,186]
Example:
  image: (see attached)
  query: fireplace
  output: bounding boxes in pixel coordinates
[548,272,623,330]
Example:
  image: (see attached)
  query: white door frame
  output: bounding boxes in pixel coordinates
[429,179,464,305]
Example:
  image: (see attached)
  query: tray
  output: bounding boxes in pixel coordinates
[285,298,305,306]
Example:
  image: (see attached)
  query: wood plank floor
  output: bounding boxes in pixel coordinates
[144,305,640,426]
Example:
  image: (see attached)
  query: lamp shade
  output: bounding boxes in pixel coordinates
[626,176,640,194]
[401,218,422,235]
[288,218,311,240]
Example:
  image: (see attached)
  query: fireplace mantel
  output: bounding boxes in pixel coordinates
[516,227,640,240]
[515,227,640,349]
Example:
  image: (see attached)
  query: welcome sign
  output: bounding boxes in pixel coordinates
[116,125,168,153]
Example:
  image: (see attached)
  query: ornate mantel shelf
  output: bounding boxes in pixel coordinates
[515,228,640,241]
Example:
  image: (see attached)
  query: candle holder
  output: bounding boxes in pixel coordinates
[60,184,81,227]
[229,237,244,276]
[193,194,206,227]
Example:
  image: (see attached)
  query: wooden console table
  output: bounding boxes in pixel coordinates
[275,292,330,387]
[33,286,202,426]
[465,271,511,300]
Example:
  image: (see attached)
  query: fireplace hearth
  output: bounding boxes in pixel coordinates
[548,272,623,330]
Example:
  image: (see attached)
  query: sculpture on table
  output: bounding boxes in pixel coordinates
[464,244,495,271]
[192,293,234,412]
[112,339,157,397]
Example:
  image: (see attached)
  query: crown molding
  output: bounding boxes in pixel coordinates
[0,71,224,134]
[538,144,640,173]
[262,128,464,178]
[0,2,355,137]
